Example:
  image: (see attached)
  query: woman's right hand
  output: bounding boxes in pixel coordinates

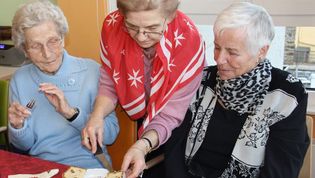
[121,140,147,178]
[8,102,31,129]
[81,115,104,153]
[81,95,116,153]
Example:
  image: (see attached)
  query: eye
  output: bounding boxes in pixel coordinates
[29,43,41,49]
[229,51,238,56]
[125,22,137,29]
[214,46,220,51]
[147,26,159,31]
[48,38,60,45]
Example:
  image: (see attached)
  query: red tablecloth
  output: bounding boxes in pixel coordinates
[0,150,69,178]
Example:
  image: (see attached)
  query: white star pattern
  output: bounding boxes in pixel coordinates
[121,49,126,56]
[184,19,194,30]
[168,58,176,72]
[174,29,185,48]
[128,69,143,88]
[106,13,119,26]
[113,70,120,84]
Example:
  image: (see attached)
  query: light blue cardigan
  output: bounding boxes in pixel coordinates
[8,50,119,169]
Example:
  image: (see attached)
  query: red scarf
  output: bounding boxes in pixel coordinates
[100,10,205,135]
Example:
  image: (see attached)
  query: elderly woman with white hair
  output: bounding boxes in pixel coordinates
[8,0,119,169]
[163,2,309,178]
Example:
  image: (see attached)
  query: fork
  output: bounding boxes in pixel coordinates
[26,99,36,110]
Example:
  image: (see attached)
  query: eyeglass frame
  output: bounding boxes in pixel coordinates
[124,18,167,38]
[25,37,63,54]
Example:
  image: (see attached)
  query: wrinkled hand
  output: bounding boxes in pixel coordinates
[8,102,31,129]
[81,116,104,153]
[121,140,147,178]
[39,83,73,118]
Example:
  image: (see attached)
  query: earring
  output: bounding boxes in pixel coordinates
[257,57,262,63]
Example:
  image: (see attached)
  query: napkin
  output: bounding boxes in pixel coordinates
[8,169,59,178]
[84,168,109,178]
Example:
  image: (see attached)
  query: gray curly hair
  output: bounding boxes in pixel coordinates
[214,2,275,56]
[117,0,180,17]
[12,0,68,51]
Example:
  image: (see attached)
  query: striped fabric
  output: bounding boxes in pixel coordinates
[100,10,205,135]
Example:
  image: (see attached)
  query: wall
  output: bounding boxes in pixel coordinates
[56,1,137,170]
[56,0,107,62]
[178,0,315,26]
[296,27,315,63]
[0,0,56,26]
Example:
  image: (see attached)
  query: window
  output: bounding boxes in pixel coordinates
[284,27,315,90]
[197,25,315,90]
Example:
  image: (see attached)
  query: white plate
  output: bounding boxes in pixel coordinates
[84,168,109,178]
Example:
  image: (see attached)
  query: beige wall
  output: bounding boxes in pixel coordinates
[56,1,137,171]
[296,27,315,53]
[56,0,108,62]
[0,0,56,26]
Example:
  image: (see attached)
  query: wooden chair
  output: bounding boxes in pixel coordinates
[107,105,137,170]
[298,115,313,178]
[0,80,9,150]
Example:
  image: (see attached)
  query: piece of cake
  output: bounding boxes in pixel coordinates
[63,166,86,178]
[105,171,126,178]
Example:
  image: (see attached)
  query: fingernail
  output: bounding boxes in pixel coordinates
[25,110,31,115]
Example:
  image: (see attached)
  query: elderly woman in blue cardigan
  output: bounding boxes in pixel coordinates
[7,0,119,169]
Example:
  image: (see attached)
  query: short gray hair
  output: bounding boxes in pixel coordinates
[214,2,275,55]
[12,0,68,51]
[117,0,180,17]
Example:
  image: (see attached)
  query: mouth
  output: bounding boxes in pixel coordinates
[218,67,230,72]
[44,60,57,65]
[137,40,152,46]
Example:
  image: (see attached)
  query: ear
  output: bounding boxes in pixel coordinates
[22,45,30,59]
[61,39,65,48]
[258,45,269,59]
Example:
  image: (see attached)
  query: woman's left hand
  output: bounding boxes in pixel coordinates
[39,83,74,118]
[121,140,147,178]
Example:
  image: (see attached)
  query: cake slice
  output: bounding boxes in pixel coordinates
[105,171,126,178]
[63,166,86,178]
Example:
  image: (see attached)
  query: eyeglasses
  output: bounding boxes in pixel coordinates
[26,37,62,53]
[124,18,167,38]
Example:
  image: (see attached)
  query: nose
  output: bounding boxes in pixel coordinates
[215,50,228,65]
[135,30,148,42]
[41,45,52,58]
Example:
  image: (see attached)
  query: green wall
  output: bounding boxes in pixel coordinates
[0,0,56,26]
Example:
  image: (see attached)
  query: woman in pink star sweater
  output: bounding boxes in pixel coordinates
[82,1,205,177]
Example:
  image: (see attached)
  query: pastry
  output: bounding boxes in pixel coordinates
[106,171,125,178]
[63,166,86,178]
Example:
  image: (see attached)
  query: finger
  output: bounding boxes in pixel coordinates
[41,88,60,96]
[39,82,56,89]
[128,162,144,178]
[96,128,104,148]
[8,104,21,118]
[8,114,26,128]
[40,85,63,97]
[11,102,27,112]
[81,129,92,150]
[121,153,133,172]
[39,83,56,92]
[41,88,65,103]
[11,104,30,117]
[86,127,97,154]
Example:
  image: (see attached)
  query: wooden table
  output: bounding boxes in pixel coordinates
[0,150,69,177]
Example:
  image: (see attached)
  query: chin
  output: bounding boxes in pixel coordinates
[140,44,154,49]
[218,73,234,80]
[137,41,155,49]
